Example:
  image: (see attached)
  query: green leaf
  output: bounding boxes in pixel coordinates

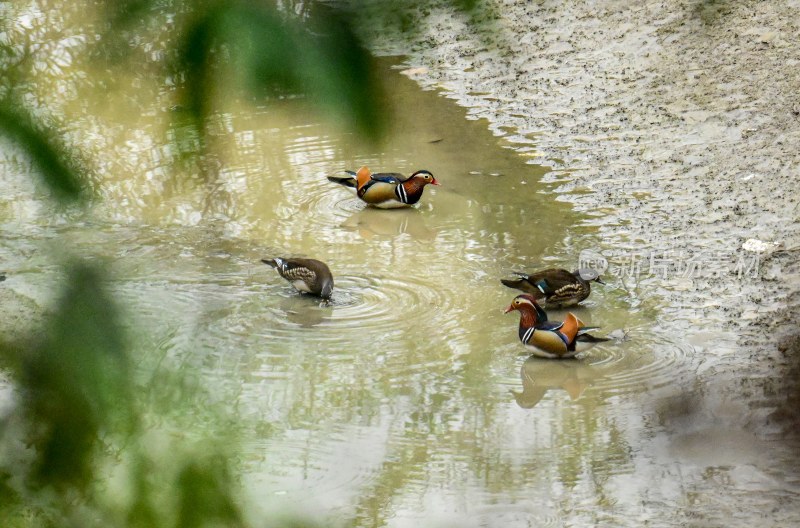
[175,8,217,125]
[221,5,302,98]
[18,263,134,490]
[175,456,244,528]
[104,0,159,29]
[0,103,84,201]
[172,2,386,142]
[302,5,385,139]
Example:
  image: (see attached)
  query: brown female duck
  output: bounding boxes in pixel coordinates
[501,267,604,308]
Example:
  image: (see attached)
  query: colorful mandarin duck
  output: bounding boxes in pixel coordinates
[327,166,439,208]
[504,294,609,359]
[501,267,604,308]
[262,257,334,300]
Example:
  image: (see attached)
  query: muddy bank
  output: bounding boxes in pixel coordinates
[365,0,800,435]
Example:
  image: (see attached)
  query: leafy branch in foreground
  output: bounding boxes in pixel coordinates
[0,262,263,528]
[0,103,85,202]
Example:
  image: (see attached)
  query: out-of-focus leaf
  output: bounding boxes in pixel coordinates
[175,8,217,127]
[302,4,384,139]
[175,456,244,528]
[104,0,158,29]
[0,470,19,509]
[0,103,84,201]
[221,5,302,98]
[126,458,160,528]
[172,1,385,142]
[18,263,134,489]
[94,0,160,62]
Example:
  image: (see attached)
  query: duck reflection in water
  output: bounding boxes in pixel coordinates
[339,206,437,240]
[510,356,604,409]
[278,294,332,328]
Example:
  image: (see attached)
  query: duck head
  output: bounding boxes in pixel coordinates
[503,294,548,323]
[576,268,605,284]
[320,276,334,300]
[410,170,439,186]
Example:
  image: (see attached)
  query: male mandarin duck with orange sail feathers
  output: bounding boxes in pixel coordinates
[504,294,610,359]
[327,166,439,208]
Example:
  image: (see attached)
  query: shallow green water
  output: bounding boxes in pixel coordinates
[5,3,795,527]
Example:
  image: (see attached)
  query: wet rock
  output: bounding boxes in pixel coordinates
[759,31,777,44]
[742,238,781,253]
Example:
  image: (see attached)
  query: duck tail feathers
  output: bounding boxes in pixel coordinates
[327,175,357,188]
[501,278,526,289]
[575,331,610,343]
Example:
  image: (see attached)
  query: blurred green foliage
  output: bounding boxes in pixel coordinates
[175,2,383,139]
[98,0,386,144]
[0,262,249,527]
[0,104,84,201]
[21,264,133,490]
[175,457,244,528]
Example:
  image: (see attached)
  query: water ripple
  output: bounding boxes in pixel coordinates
[580,324,696,396]
[323,275,453,331]
[509,324,697,407]
[292,177,364,227]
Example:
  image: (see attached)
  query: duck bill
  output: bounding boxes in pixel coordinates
[430,178,441,186]
[503,304,515,314]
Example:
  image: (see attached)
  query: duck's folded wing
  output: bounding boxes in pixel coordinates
[370,172,405,184]
[528,269,579,294]
[520,321,563,345]
[529,327,569,355]
[537,321,564,332]
[560,313,581,342]
[279,261,318,282]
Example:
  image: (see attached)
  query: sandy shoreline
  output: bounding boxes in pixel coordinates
[366,0,800,436]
